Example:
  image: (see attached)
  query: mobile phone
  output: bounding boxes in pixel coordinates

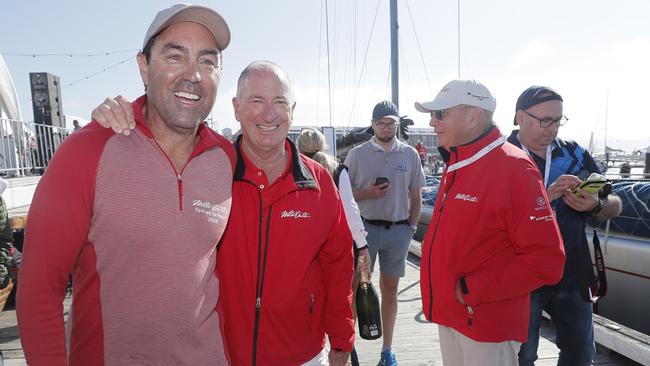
[571,173,608,194]
[375,177,389,187]
[571,180,606,194]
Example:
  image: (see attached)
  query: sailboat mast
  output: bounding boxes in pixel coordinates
[390,0,399,109]
[604,88,609,162]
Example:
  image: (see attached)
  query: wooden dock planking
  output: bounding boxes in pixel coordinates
[354,253,642,365]
[0,254,643,365]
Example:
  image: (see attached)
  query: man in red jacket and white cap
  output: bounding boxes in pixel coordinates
[415,79,565,366]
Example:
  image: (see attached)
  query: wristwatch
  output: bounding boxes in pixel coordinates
[589,197,606,216]
[410,224,418,233]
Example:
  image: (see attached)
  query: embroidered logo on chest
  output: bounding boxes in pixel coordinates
[193,199,229,224]
[534,196,548,211]
[280,210,311,219]
[454,193,479,203]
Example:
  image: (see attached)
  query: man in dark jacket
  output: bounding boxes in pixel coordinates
[510,85,622,366]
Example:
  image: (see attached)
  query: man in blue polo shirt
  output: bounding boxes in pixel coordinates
[344,101,425,366]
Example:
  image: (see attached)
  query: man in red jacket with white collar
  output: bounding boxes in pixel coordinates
[415,79,565,366]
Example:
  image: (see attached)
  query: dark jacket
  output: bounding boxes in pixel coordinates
[508,130,601,290]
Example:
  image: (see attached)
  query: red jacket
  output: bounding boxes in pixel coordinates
[420,127,565,343]
[217,137,354,365]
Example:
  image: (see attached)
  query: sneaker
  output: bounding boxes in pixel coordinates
[377,350,398,366]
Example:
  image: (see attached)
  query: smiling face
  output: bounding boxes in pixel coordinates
[232,67,295,154]
[137,21,222,134]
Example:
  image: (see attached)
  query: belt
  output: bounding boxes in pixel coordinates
[363,218,409,229]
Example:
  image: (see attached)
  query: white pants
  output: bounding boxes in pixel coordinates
[302,344,330,366]
[438,326,521,366]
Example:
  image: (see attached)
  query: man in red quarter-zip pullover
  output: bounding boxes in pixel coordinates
[414,80,565,366]
[17,4,235,365]
[216,60,354,366]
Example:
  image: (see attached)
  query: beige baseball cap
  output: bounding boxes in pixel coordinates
[142,3,231,51]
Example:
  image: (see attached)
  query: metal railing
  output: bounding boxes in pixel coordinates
[0,118,73,177]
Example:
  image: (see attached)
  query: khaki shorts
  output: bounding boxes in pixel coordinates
[438,326,521,366]
[363,222,412,278]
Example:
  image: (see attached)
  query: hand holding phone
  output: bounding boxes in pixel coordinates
[375,177,389,189]
[571,173,608,195]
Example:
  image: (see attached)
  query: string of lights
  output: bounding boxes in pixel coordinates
[21,55,137,104]
[2,49,139,58]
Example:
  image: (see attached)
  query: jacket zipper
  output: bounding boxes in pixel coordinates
[251,199,273,366]
[309,293,315,314]
[150,136,190,211]
[176,175,183,211]
[427,149,458,319]
[466,305,474,326]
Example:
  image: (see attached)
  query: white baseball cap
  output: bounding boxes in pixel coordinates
[415,79,496,113]
[143,4,231,51]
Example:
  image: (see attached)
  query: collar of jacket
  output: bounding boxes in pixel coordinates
[438,124,501,164]
[131,95,232,158]
[233,135,318,189]
[506,129,564,159]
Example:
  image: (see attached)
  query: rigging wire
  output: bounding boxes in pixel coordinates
[316,0,324,123]
[404,0,434,95]
[21,55,136,104]
[346,0,382,131]
[385,61,391,97]
[457,0,461,78]
[2,49,139,58]
[353,0,358,84]
[341,1,356,126]
[325,0,333,126]
[398,35,414,114]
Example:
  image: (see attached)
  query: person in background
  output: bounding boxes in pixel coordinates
[0,178,13,291]
[415,79,565,366]
[509,85,622,366]
[297,127,370,366]
[619,162,631,178]
[344,100,426,366]
[72,120,81,132]
[415,141,427,167]
[17,4,235,365]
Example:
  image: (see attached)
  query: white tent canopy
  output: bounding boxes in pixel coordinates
[0,54,22,121]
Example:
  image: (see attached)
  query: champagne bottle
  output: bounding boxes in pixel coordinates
[356,271,382,340]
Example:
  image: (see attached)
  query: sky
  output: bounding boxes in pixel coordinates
[2,0,649,150]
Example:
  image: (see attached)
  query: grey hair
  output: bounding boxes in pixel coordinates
[236,60,294,102]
